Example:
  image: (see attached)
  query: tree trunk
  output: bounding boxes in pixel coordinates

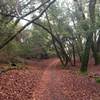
[45,11,70,67]
[80,33,93,72]
[97,34,100,52]
[72,44,76,66]
[81,0,96,72]
[91,40,100,65]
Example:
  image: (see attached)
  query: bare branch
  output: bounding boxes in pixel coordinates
[0,0,56,49]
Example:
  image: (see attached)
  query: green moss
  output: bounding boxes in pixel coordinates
[80,66,87,73]
[79,70,88,76]
[95,77,100,83]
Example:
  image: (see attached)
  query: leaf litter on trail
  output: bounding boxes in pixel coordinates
[0,58,100,100]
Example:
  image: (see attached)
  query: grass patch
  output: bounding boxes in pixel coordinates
[95,77,100,83]
[79,70,88,76]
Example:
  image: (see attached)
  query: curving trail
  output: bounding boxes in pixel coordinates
[32,59,100,100]
[0,58,100,100]
[33,59,68,100]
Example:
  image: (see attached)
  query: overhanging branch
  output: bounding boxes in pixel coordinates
[0,0,56,49]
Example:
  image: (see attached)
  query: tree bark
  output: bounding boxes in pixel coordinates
[80,0,96,72]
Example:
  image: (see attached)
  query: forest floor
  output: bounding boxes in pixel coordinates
[0,58,100,100]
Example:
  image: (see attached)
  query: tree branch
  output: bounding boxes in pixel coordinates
[0,0,56,49]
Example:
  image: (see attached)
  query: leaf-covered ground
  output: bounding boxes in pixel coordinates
[0,58,100,100]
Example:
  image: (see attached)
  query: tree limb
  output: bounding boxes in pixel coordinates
[0,0,56,49]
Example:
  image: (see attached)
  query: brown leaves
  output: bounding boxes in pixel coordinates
[0,58,100,100]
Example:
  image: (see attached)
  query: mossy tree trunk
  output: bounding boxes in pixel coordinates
[80,33,93,72]
[91,40,100,65]
[81,0,96,72]
[45,11,70,67]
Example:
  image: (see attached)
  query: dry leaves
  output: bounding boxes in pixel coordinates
[0,58,100,100]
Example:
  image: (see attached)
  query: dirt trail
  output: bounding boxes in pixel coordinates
[33,59,68,100]
[0,58,100,100]
[32,59,100,100]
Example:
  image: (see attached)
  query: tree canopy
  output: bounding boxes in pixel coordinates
[0,0,100,72]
